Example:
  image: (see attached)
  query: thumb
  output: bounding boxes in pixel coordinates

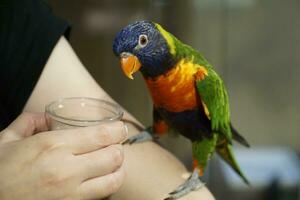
[0,112,49,143]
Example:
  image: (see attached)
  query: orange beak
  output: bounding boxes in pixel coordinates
[120,52,141,79]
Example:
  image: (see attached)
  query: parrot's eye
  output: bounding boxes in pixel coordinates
[138,34,148,47]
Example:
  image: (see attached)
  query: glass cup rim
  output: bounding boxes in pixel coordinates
[45,97,124,123]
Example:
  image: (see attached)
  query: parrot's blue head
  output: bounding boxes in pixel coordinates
[113,21,176,79]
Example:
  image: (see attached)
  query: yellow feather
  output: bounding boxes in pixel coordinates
[202,102,210,120]
[155,23,176,55]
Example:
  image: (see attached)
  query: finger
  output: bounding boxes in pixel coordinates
[78,165,125,200]
[77,144,124,181]
[1,112,48,143]
[48,122,127,155]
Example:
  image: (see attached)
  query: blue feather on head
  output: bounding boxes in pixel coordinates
[113,20,175,78]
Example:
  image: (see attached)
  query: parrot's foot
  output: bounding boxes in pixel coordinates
[164,169,205,200]
[122,128,157,145]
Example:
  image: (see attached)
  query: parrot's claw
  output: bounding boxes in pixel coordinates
[122,130,156,145]
[163,169,205,200]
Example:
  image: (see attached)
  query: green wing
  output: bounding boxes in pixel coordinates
[173,38,233,142]
[195,68,232,143]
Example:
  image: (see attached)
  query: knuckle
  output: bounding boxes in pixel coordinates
[22,112,36,131]
[98,127,111,145]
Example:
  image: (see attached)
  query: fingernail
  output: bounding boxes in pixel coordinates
[123,124,128,140]
[107,122,127,141]
[115,144,124,156]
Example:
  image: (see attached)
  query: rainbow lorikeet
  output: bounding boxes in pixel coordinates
[113,21,249,199]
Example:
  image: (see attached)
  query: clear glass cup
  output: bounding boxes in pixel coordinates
[45,97,123,130]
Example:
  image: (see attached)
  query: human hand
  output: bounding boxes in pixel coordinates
[0,112,127,200]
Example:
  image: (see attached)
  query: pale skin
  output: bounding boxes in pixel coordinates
[1,36,214,200]
[0,113,127,200]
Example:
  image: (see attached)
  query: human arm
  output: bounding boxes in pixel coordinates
[24,36,214,200]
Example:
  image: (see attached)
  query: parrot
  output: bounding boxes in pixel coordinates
[112,21,250,199]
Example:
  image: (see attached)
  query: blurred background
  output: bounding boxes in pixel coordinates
[48,0,300,199]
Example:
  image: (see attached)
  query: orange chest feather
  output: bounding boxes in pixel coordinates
[145,64,198,112]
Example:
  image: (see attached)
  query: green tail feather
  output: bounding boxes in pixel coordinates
[230,123,250,148]
[217,143,249,185]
